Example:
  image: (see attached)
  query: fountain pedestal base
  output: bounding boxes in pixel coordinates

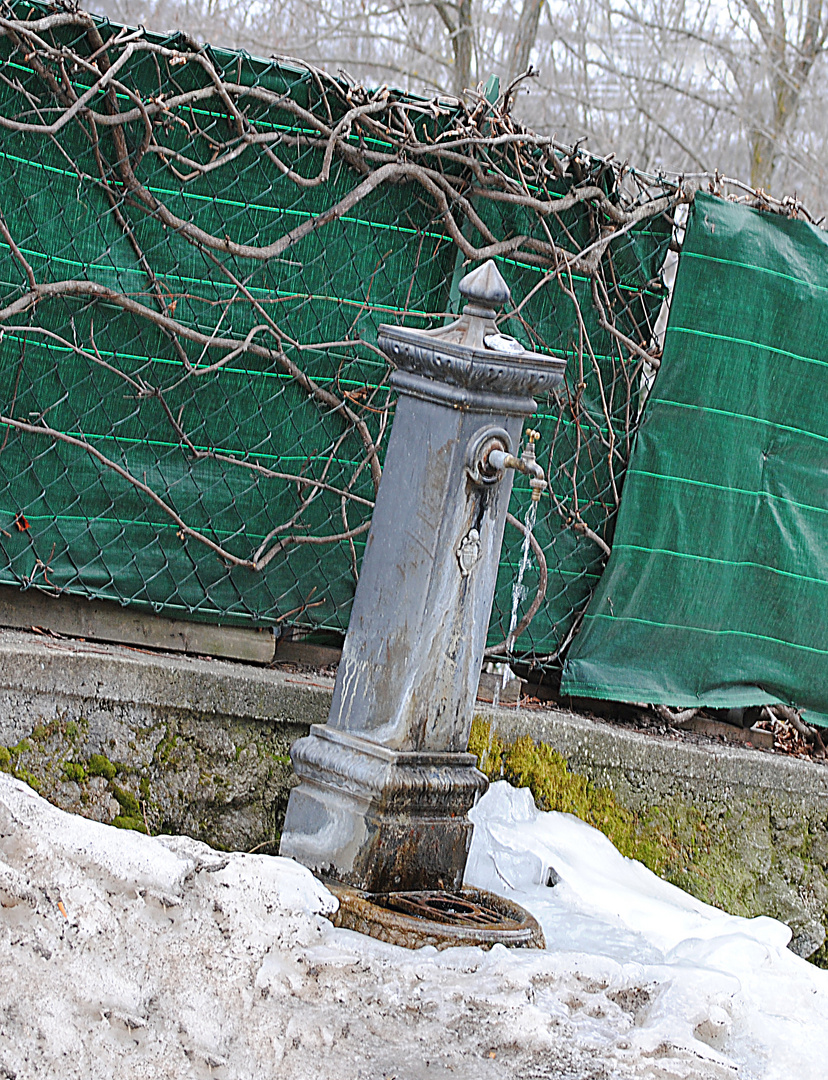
[280,725,488,893]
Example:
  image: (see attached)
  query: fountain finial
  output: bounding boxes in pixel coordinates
[458,260,511,310]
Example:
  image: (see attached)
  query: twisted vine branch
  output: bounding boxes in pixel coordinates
[0,1,681,644]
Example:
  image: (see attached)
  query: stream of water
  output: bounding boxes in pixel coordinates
[490,500,538,706]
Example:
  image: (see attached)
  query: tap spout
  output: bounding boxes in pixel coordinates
[486,448,539,479]
[486,444,547,501]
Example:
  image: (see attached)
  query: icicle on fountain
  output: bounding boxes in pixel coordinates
[280,260,565,949]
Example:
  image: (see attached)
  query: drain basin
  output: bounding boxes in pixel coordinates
[324,882,545,951]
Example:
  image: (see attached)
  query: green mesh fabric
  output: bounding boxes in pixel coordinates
[0,0,670,659]
[562,192,828,724]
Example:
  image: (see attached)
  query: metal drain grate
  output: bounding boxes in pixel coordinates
[375,890,525,930]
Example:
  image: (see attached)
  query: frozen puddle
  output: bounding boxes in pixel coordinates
[1,773,825,1079]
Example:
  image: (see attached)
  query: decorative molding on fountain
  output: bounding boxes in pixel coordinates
[379,260,565,401]
[281,725,487,892]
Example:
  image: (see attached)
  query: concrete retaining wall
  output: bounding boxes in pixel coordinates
[1,627,827,958]
[0,630,330,853]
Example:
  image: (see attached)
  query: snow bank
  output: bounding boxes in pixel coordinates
[1,773,825,1079]
[468,782,828,1079]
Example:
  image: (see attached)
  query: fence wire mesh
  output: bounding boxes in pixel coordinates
[0,0,679,667]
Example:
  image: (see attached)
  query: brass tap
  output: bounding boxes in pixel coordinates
[520,431,547,502]
[484,432,547,501]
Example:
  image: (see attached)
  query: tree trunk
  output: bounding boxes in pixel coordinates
[453,0,473,98]
[750,129,776,190]
[744,0,826,192]
[508,0,543,83]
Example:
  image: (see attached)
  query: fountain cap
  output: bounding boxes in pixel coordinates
[375,259,567,405]
[458,260,511,315]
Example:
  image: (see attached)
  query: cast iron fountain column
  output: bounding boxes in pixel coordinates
[280,260,565,894]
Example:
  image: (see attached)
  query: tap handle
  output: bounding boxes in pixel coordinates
[522,429,541,463]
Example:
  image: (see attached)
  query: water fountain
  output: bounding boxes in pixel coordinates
[280,260,565,948]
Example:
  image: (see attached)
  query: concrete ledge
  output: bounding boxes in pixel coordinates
[0,630,332,736]
[0,630,333,853]
[478,704,828,805]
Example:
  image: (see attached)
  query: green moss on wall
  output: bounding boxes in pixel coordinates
[88,754,118,781]
[61,762,87,783]
[111,783,141,819]
[469,719,695,876]
[0,739,44,791]
[0,708,294,857]
[7,766,42,793]
[112,815,148,834]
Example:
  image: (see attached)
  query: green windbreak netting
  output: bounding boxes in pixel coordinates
[561,191,828,723]
[477,181,671,660]
[0,0,671,651]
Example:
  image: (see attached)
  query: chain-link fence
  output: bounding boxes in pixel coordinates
[0,0,677,667]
